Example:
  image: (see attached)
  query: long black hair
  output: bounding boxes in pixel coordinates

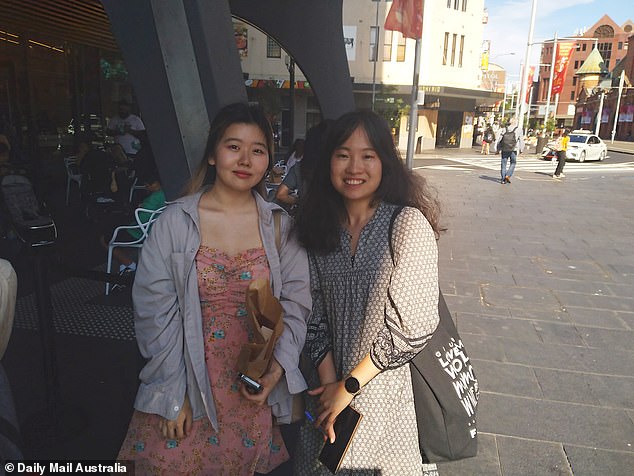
[295,110,442,253]
[184,102,274,196]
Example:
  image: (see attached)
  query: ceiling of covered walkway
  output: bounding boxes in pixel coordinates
[0,0,117,50]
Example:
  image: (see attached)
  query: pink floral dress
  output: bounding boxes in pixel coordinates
[118,246,288,475]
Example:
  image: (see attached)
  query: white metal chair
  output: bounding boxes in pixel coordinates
[64,156,82,205]
[128,175,146,203]
[105,205,166,295]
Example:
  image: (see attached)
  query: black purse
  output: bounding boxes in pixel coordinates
[388,207,479,463]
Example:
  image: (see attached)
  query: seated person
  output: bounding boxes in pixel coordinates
[75,133,115,198]
[285,138,304,169]
[274,161,301,212]
[99,170,165,276]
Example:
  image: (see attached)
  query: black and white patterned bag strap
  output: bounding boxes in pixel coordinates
[388,205,405,266]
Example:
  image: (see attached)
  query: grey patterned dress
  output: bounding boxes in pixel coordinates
[294,202,439,476]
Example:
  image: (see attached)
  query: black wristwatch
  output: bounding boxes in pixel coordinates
[344,376,361,395]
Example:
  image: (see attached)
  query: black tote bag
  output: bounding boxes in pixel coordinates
[388,207,479,463]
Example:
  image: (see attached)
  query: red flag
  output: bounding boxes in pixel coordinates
[525,66,535,103]
[384,0,423,39]
[551,42,575,95]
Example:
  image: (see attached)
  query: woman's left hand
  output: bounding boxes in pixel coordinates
[308,381,353,443]
[240,358,284,404]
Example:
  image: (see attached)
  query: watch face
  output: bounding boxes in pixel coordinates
[345,376,360,394]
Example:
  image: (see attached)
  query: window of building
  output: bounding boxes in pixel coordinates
[369,26,379,62]
[459,35,464,67]
[462,0,468,12]
[576,44,581,51]
[605,59,610,69]
[582,43,587,51]
[570,91,575,100]
[396,32,406,62]
[574,60,578,69]
[266,36,281,58]
[384,30,393,61]
[594,24,615,38]
[447,0,451,7]
[454,0,459,10]
[443,32,449,65]
[451,33,457,66]
[572,76,577,86]
[598,42,612,62]
[618,42,623,50]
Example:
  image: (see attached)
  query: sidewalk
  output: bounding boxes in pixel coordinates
[606,139,634,155]
[421,166,634,475]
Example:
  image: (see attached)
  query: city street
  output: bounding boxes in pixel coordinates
[415,149,634,475]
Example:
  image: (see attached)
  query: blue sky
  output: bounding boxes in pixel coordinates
[484,0,633,81]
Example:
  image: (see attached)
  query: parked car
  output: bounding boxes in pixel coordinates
[540,130,607,162]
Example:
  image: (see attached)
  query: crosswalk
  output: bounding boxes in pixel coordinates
[416,154,634,176]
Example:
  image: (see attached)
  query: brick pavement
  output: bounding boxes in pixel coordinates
[418,162,634,475]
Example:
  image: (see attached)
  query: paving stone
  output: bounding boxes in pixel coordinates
[608,263,634,277]
[533,368,602,406]
[495,338,634,376]
[437,433,500,476]
[554,292,634,313]
[531,321,586,346]
[512,275,613,296]
[445,295,492,314]
[576,326,634,351]
[481,284,561,310]
[473,360,543,398]
[459,333,506,362]
[564,445,634,476]
[594,375,634,410]
[565,306,630,330]
[617,311,634,330]
[478,394,634,452]
[508,309,571,324]
[457,314,541,342]
[496,436,572,476]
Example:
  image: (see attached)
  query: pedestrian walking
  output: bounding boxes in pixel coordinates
[293,111,442,475]
[117,103,311,475]
[553,129,569,179]
[495,118,525,184]
[481,124,495,155]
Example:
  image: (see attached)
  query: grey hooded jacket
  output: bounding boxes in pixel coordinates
[131,189,311,430]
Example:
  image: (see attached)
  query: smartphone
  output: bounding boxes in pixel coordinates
[239,373,263,394]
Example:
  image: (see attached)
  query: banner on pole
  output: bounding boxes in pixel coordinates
[525,66,535,104]
[551,42,576,95]
[384,0,423,39]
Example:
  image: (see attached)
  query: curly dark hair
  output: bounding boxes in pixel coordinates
[295,110,442,253]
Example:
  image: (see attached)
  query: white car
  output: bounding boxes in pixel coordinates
[541,131,608,162]
[565,131,607,162]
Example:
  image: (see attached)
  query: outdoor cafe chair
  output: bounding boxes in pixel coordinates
[105,205,166,295]
[64,156,82,205]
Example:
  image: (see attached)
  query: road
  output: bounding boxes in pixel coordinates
[414,150,634,178]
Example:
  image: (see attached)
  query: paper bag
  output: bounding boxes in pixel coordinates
[236,279,284,380]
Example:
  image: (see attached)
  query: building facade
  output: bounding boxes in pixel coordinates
[536,15,633,126]
[573,34,634,141]
[236,0,501,150]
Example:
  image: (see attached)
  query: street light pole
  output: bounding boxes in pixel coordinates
[611,69,625,143]
[371,0,380,111]
[595,89,605,136]
[518,0,538,129]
